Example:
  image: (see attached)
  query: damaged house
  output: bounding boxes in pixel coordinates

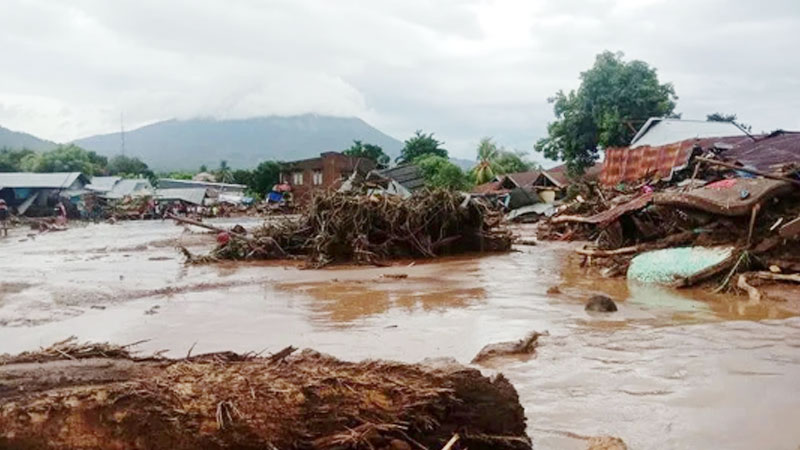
[280,152,376,204]
[0,172,89,216]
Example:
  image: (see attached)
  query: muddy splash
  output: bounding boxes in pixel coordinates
[1,220,799,449]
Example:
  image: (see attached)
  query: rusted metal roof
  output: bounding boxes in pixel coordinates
[722,131,800,172]
[505,171,541,187]
[654,178,794,216]
[553,193,653,225]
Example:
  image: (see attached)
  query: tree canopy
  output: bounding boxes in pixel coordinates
[232,160,282,197]
[0,148,36,172]
[472,137,534,185]
[18,144,109,176]
[398,130,448,163]
[343,140,390,168]
[535,51,678,175]
[415,154,470,191]
[107,155,151,177]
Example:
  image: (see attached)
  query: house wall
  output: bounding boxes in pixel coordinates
[281,152,375,203]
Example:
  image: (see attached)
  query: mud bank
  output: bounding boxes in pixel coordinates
[0,344,530,450]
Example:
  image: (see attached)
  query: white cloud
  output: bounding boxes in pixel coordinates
[1,0,799,161]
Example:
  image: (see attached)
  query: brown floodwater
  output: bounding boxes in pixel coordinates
[1,220,799,449]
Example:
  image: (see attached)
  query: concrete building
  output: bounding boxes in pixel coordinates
[280,152,376,203]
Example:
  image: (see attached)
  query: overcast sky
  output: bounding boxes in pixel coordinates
[1,0,799,161]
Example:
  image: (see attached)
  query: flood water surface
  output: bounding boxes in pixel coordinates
[1,221,799,449]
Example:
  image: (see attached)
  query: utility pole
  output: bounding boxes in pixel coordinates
[120,112,126,156]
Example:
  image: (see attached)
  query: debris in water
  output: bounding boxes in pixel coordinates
[585,295,618,312]
[472,331,546,364]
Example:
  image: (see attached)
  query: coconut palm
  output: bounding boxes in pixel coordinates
[473,137,500,185]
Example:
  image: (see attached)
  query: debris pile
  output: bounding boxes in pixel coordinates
[0,344,531,450]
[184,189,512,267]
[537,142,800,299]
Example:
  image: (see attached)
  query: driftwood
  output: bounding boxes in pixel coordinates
[576,245,641,257]
[752,271,800,283]
[185,190,511,267]
[471,331,545,364]
[737,275,762,302]
[0,347,531,450]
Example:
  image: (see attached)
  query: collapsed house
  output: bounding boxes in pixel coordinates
[0,172,90,216]
[538,118,800,300]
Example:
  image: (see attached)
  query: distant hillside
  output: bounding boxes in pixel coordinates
[73,115,404,171]
[0,125,58,152]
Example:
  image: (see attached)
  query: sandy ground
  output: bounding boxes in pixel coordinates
[1,219,799,449]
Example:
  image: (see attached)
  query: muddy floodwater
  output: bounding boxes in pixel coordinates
[1,220,799,449]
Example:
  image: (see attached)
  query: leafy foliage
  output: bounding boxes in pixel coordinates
[343,140,390,168]
[398,130,448,163]
[216,160,234,183]
[0,148,36,172]
[415,155,470,191]
[231,161,282,197]
[535,51,678,175]
[707,112,751,132]
[20,145,109,175]
[472,137,535,184]
[107,155,152,177]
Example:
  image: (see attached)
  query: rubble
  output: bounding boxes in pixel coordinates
[182,189,512,267]
[0,344,531,450]
[585,295,618,312]
[536,138,800,299]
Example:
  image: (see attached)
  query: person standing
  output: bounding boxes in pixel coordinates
[0,199,9,237]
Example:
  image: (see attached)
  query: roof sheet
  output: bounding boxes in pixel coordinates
[505,171,541,187]
[631,118,746,148]
[86,176,122,192]
[374,165,426,191]
[156,188,208,205]
[0,172,87,189]
[723,131,800,171]
[158,178,245,191]
[106,179,154,199]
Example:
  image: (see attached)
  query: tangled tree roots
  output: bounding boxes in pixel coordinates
[186,190,512,267]
[0,346,531,450]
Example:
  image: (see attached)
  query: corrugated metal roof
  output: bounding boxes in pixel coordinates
[723,131,800,171]
[158,178,245,191]
[0,172,88,189]
[631,118,745,148]
[106,179,154,199]
[374,165,426,191]
[156,188,207,205]
[86,176,122,193]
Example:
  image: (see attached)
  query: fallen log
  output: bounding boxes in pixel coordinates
[752,272,800,283]
[737,274,762,302]
[576,245,642,257]
[0,346,531,450]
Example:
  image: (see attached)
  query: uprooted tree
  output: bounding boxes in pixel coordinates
[535,51,678,176]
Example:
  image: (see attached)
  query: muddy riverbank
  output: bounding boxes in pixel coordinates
[1,220,799,449]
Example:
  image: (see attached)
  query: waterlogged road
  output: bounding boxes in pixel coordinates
[1,220,799,449]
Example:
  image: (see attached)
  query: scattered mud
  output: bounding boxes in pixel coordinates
[2,221,800,449]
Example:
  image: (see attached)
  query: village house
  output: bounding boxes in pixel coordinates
[0,172,90,216]
[280,151,376,202]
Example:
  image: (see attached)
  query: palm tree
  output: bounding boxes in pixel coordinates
[473,137,499,185]
[217,160,234,183]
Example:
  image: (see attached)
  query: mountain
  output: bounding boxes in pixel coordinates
[0,125,58,152]
[73,115,404,171]
[450,157,476,172]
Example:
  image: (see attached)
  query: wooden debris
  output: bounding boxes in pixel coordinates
[737,275,762,302]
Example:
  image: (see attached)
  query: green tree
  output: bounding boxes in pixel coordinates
[199,164,209,173]
[248,161,282,196]
[473,137,499,185]
[495,150,534,174]
[398,130,448,163]
[107,155,150,176]
[343,140,390,168]
[535,51,678,175]
[22,144,109,175]
[707,112,751,132]
[216,160,234,183]
[415,154,470,191]
[0,148,36,172]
